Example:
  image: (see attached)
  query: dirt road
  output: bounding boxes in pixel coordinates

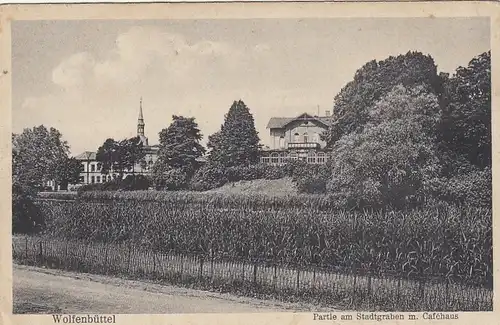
[12,264,322,314]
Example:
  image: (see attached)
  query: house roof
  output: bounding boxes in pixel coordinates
[74,151,97,160]
[266,113,334,129]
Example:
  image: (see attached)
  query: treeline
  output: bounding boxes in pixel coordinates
[13,50,491,232]
[318,51,491,209]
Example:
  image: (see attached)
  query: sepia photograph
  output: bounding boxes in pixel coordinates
[3,2,494,319]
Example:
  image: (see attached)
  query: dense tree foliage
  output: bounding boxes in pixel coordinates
[96,136,145,177]
[322,51,441,147]
[12,125,70,189]
[327,86,444,209]
[438,51,491,169]
[55,157,82,190]
[152,116,205,189]
[12,125,71,232]
[207,100,261,167]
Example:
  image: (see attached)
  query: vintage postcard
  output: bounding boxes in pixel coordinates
[0,1,498,325]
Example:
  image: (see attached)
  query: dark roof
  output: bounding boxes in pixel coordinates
[74,151,96,160]
[266,113,334,129]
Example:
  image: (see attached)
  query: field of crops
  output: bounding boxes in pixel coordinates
[35,191,492,289]
[13,235,493,311]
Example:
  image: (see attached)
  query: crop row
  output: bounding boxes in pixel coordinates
[37,197,492,288]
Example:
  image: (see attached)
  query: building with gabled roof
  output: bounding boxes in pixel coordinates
[260,111,334,165]
[72,98,159,186]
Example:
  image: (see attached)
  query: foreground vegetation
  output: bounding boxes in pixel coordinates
[35,192,492,288]
[13,235,493,311]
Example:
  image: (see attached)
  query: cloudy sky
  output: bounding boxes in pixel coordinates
[12,18,490,155]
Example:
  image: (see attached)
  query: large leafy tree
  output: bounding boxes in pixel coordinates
[438,51,491,169]
[322,51,442,147]
[96,136,145,177]
[327,86,443,209]
[153,115,205,179]
[12,125,70,189]
[55,157,82,190]
[208,100,261,167]
[12,125,70,232]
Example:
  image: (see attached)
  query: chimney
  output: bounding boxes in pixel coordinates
[325,110,331,116]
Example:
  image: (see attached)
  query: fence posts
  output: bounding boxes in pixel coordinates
[25,237,28,260]
[104,244,109,274]
[296,268,300,292]
[242,261,245,281]
[253,262,258,284]
[367,274,372,303]
[199,257,204,279]
[38,241,43,265]
[445,281,449,309]
[273,265,278,289]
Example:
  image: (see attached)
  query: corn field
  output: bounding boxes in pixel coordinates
[36,193,492,288]
[13,235,492,311]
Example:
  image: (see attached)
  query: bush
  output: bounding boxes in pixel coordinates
[442,167,491,208]
[12,182,43,234]
[190,164,228,191]
[190,161,315,191]
[77,175,151,193]
[158,169,189,190]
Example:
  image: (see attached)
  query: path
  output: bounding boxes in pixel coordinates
[12,264,322,314]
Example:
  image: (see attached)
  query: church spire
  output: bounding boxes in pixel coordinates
[137,97,145,137]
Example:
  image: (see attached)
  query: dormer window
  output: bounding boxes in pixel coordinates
[303,133,308,143]
[293,133,300,142]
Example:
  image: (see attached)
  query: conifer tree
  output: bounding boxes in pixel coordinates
[208,100,261,167]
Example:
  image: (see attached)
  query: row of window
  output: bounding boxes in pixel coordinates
[82,161,154,172]
[261,152,327,164]
[276,132,321,149]
[78,175,114,184]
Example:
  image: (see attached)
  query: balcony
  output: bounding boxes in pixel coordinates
[287,142,320,149]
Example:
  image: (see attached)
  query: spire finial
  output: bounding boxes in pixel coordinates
[138,97,144,120]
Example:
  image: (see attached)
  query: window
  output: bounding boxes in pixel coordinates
[91,164,96,172]
[101,175,107,183]
[91,176,95,183]
[271,153,280,164]
[307,151,316,164]
[317,152,326,164]
[313,133,319,143]
[107,175,112,181]
[293,133,300,142]
[279,136,285,149]
[303,133,308,143]
[290,152,298,160]
[96,176,101,183]
[261,156,270,164]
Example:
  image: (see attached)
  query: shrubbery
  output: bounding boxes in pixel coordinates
[441,167,491,208]
[77,175,151,192]
[12,182,43,234]
[189,160,325,192]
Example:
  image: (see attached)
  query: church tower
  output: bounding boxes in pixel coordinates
[137,97,148,146]
[137,97,145,137]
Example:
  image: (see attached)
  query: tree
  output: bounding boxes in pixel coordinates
[96,136,145,177]
[327,86,443,209]
[55,157,82,190]
[322,51,441,147]
[12,125,70,189]
[208,100,261,167]
[438,51,491,169]
[152,115,205,188]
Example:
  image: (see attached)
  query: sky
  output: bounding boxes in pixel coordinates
[12,18,490,155]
